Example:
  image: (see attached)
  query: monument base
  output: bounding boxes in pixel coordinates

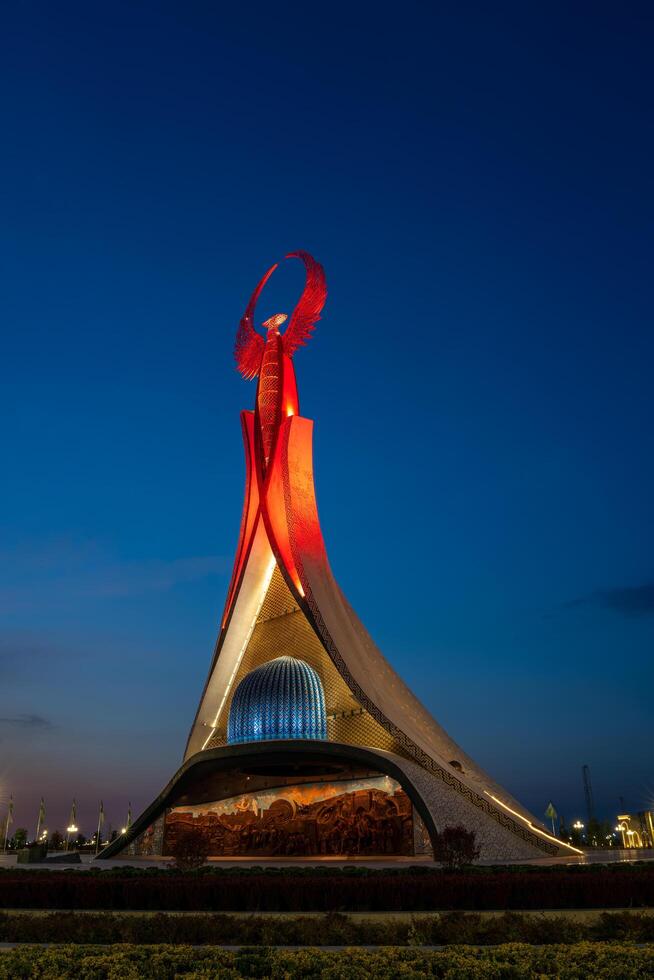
[99,740,566,862]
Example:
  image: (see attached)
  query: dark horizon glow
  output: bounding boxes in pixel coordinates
[1,2,653,837]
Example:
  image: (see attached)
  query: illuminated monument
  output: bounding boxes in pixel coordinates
[102,252,579,861]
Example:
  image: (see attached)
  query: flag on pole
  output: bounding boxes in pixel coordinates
[126,802,132,831]
[545,801,558,836]
[65,798,78,852]
[2,795,13,853]
[96,801,105,853]
[36,797,46,841]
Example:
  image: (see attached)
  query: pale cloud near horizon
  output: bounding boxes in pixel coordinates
[0,713,54,746]
[0,714,53,730]
[0,538,229,611]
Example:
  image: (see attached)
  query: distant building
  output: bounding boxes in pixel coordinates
[617,812,654,848]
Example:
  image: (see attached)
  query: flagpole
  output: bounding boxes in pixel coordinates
[66,799,77,852]
[35,798,45,844]
[544,801,558,839]
[95,801,104,855]
[2,796,12,854]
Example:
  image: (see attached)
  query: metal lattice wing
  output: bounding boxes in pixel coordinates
[282,251,327,357]
[234,261,278,380]
[234,314,265,380]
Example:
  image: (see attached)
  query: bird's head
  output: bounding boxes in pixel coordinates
[262,313,288,335]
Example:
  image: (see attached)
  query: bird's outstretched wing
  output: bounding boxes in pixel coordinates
[234,262,278,379]
[234,312,265,380]
[282,251,327,358]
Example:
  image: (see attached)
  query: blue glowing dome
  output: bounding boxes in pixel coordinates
[227,656,327,744]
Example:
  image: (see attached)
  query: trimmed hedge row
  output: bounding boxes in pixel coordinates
[1,868,654,910]
[3,863,652,877]
[1,943,653,978]
[1,910,654,945]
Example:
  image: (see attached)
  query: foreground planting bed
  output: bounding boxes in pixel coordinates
[0,943,653,979]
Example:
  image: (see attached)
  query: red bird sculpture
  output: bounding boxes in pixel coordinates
[234,251,327,474]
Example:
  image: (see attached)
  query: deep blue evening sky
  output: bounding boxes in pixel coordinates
[1,2,652,836]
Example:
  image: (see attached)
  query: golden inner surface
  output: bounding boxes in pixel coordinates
[206,565,401,756]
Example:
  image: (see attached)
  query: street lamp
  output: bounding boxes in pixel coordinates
[66,823,78,852]
[571,820,585,845]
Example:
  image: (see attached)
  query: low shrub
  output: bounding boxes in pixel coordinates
[432,825,480,870]
[0,910,653,945]
[170,827,210,871]
[590,910,654,942]
[0,942,653,979]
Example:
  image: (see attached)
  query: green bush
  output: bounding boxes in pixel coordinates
[170,827,211,872]
[432,825,480,871]
[0,910,653,946]
[590,910,654,942]
[1,943,653,979]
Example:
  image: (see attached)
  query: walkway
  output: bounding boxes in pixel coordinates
[1,848,653,870]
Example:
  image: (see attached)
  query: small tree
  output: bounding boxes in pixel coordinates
[433,824,480,871]
[12,828,27,850]
[49,830,64,851]
[170,826,210,871]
